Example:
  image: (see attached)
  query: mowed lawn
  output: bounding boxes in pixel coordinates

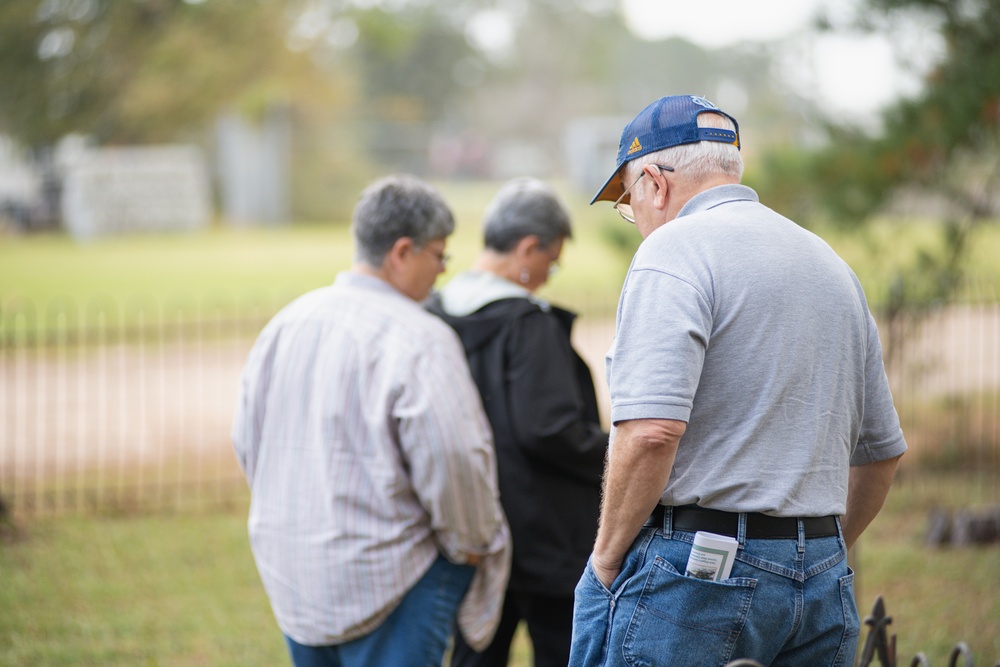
[0,180,632,330]
[0,475,997,666]
[3,179,999,326]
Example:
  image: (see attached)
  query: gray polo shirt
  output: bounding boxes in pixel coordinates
[607,184,907,517]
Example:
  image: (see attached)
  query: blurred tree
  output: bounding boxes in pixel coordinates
[812,0,1000,223]
[438,0,801,181]
[0,0,355,146]
[348,6,478,123]
[286,0,806,180]
[747,0,1000,373]
[0,0,366,220]
[0,0,815,217]
[457,1,795,145]
[756,0,1000,305]
[347,5,484,173]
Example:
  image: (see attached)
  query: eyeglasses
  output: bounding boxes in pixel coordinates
[545,251,560,278]
[613,164,675,224]
[418,246,451,266]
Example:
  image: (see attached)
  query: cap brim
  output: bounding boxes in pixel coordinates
[590,166,625,205]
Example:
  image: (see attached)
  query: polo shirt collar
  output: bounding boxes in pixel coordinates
[676,184,759,220]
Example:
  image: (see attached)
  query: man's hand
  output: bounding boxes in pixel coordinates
[591,552,623,589]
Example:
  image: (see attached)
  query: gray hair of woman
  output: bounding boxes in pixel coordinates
[352,174,455,267]
[482,178,573,253]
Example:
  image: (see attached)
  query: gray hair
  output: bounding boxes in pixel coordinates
[625,111,744,184]
[352,174,455,266]
[482,178,572,252]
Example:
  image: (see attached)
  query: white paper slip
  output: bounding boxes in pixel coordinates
[684,531,739,581]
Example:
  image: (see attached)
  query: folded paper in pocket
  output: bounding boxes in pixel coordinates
[684,531,739,581]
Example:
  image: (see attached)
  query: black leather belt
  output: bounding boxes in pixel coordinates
[649,504,839,540]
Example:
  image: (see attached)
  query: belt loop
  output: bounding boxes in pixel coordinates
[797,519,806,552]
[663,505,673,538]
[736,512,747,545]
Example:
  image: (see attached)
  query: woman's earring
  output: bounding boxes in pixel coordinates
[519,268,530,284]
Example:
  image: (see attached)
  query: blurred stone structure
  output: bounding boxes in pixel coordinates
[60,144,212,241]
[563,115,631,199]
[215,106,291,226]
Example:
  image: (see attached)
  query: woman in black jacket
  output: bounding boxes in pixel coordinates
[427,178,608,667]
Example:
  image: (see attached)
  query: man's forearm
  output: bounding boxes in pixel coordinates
[591,419,685,587]
[841,454,903,549]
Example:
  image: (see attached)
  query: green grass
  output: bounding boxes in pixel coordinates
[0,180,632,332]
[0,511,287,666]
[806,217,1000,306]
[1,474,997,666]
[0,226,358,329]
[854,472,1000,664]
[5,180,998,336]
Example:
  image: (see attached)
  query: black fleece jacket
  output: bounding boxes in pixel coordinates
[426,295,608,594]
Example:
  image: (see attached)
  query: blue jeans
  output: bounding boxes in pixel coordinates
[570,510,859,667]
[284,556,475,667]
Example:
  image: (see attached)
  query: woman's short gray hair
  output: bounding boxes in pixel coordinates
[482,178,572,252]
[626,111,744,183]
[352,174,455,266]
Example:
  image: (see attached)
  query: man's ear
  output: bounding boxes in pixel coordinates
[649,166,671,212]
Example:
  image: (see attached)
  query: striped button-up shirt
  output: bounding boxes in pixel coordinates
[232,271,510,649]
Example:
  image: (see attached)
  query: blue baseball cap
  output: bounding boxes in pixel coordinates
[591,95,740,204]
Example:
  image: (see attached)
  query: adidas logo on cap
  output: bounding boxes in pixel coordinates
[626,137,642,155]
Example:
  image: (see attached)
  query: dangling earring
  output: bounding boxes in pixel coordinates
[519,268,530,284]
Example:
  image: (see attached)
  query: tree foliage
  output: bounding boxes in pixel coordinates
[347,6,479,123]
[760,0,1000,226]
[752,0,1000,313]
[0,0,352,147]
[826,0,999,219]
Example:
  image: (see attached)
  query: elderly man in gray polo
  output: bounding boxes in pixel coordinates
[233,174,510,667]
[570,95,907,667]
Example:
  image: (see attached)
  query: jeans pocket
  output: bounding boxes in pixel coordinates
[571,558,615,666]
[834,567,861,667]
[621,555,757,667]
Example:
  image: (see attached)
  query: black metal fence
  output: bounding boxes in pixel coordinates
[0,294,274,516]
[1,292,999,517]
[856,597,999,667]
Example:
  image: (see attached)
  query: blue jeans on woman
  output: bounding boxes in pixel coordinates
[570,510,859,667]
[284,555,475,667]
